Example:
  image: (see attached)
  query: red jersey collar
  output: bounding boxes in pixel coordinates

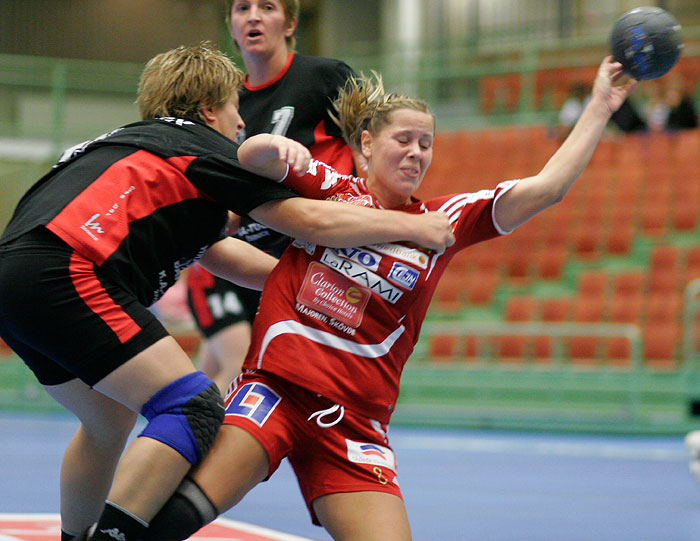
[243,52,294,91]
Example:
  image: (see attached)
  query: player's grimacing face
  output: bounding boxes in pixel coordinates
[363,109,434,207]
[230,0,292,53]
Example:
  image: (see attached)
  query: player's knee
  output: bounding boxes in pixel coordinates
[143,477,218,541]
[139,371,224,464]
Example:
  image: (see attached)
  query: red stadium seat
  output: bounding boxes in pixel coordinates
[465,272,499,305]
[567,295,606,364]
[504,296,537,322]
[498,336,528,362]
[540,298,572,322]
[567,336,601,364]
[612,271,645,298]
[429,335,458,362]
[640,204,670,238]
[608,292,643,324]
[650,245,679,271]
[578,270,608,298]
[605,336,632,366]
[498,296,537,362]
[643,323,681,367]
[645,291,683,324]
[672,199,699,231]
[505,251,531,284]
[432,273,464,313]
[606,220,635,255]
[685,247,700,281]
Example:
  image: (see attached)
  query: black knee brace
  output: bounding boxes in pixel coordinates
[143,477,218,541]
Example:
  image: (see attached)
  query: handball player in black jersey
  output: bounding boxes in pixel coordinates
[0,43,454,541]
[186,0,361,392]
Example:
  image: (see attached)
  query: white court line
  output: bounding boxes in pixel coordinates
[207,517,313,541]
[0,515,59,520]
[390,434,687,462]
[0,514,313,541]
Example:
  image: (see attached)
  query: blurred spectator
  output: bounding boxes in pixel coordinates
[664,73,698,130]
[641,81,670,131]
[610,96,648,133]
[556,82,590,138]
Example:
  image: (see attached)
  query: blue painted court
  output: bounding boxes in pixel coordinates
[2,412,700,540]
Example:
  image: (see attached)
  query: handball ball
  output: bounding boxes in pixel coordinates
[610,6,683,81]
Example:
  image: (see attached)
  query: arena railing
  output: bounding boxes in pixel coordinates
[395,319,700,435]
[0,23,698,154]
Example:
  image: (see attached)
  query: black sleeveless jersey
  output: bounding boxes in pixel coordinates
[0,117,296,305]
[235,53,356,257]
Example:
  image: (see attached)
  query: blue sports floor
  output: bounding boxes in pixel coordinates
[2,412,700,540]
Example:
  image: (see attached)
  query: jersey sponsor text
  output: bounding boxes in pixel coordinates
[320,249,403,304]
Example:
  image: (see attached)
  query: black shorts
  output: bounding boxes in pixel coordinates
[0,228,169,386]
[186,264,261,338]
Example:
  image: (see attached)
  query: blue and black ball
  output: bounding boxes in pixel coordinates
[610,6,683,81]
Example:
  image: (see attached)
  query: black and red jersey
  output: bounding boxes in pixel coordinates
[234,53,357,257]
[0,117,296,306]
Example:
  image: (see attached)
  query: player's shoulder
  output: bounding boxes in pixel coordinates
[291,54,354,77]
[420,193,468,210]
[118,117,214,141]
[128,117,236,159]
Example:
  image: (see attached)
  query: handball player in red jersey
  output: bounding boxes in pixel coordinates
[144,56,637,541]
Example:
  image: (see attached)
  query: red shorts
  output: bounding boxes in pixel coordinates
[223,371,402,525]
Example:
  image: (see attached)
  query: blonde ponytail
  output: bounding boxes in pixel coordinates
[331,72,433,152]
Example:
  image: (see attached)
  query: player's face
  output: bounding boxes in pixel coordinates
[230,0,294,55]
[362,109,434,208]
[206,93,245,141]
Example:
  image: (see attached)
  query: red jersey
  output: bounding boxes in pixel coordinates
[243,159,518,423]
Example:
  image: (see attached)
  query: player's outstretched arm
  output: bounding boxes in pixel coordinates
[494,56,637,232]
[249,197,455,251]
[199,237,278,290]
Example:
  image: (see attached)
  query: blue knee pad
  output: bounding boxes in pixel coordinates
[139,372,224,464]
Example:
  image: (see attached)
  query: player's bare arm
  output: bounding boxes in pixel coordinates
[238,134,311,179]
[494,57,637,232]
[249,198,455,251]
[199,237,278,291]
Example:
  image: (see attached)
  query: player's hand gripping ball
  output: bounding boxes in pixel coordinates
[610,6,683,81]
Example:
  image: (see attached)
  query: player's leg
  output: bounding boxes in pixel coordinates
[186,270,255,394]
[314,491,412,541]
[191,424,269,509]
[204,320,251,393]
[289,395,408,541]
[45,379,137,537]
[91,335,222,522]
[195,341,220,384]
[0,239,225,540]
[61,338,224,541]
[143,421,271,540]
[144,371,305,541]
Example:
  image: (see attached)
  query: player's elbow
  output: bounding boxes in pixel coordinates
[289,201,328,241]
